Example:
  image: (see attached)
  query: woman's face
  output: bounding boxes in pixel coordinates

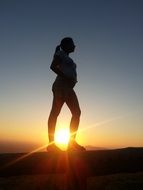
[64,40,76,53]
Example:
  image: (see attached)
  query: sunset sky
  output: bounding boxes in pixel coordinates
[0,0,143,152]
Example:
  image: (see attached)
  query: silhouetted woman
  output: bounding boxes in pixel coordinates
[47,37,85,151]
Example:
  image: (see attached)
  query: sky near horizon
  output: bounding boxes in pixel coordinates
[0,0,143,152]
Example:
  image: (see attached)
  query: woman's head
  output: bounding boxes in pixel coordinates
[60,37,75,53]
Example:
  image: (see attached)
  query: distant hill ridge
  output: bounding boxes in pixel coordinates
[85,145,108,150]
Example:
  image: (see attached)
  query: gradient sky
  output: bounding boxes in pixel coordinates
[0,0,143,152]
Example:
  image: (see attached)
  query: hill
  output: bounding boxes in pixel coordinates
[85,145,108,150]
[0,147,143,189]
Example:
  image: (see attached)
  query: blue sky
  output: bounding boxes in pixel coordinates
[0,0,143,152]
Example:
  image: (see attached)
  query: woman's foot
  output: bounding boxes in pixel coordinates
[46,143,62,152]
[68,139,86,152]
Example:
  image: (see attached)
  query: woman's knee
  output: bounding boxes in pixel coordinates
[50,108,61,117]
[78,108,81,117]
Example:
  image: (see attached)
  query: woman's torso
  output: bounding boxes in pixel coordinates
[52,50,77,90]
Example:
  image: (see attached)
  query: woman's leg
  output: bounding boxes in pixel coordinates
[66,89,86,151]
[48,92,64,143]
[65,89,81,139]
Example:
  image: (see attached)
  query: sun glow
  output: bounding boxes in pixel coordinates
[55,128,70,150]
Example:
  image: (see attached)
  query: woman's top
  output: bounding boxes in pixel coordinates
[51,50,77,89]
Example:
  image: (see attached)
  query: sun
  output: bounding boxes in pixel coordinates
[55,128,70,150]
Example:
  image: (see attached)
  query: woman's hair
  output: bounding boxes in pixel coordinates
[54,37,73,53]
[55,45,61,54]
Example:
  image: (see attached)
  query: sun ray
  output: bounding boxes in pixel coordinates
[1,142,52,169]
[80,116,123,132]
